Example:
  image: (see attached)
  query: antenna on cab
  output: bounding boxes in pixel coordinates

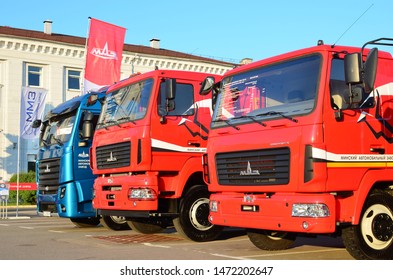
[332,3,374,47]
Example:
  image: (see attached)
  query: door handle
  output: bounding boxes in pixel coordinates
[370,147,385,154]
[188,141,200,147]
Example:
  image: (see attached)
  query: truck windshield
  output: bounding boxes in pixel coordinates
[212,55,320,127]
[97,78,153,128]
[40,114,76,147]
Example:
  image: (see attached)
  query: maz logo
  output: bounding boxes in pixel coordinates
[44,164,51,173]
[106,152,117,162]
[91,43,117,60]
[240,161,260,176]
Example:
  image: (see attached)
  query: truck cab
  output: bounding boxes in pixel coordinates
[91,70,223,241]
[204,39,393,259]
[36,89,130,229]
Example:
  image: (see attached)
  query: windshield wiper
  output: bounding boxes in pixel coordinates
[117,116,136,124]
[96,122,109,130]
[104,120,121,127]
[255,111,298,123]
[41,139,50,147]
[214,118,240,130]
[51,135,63,146]
[232,115,267,127]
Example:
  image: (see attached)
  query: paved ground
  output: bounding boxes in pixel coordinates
[0,206,353,260]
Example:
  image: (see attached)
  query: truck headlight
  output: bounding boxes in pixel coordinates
[210,200,218,212]
[292,203,330,217]
[128,188,157,200]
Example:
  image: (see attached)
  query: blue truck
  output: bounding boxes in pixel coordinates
[34,89,130,230]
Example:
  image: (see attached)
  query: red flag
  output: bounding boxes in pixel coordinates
[84,18,126,93]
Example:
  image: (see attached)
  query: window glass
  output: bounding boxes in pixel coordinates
[329,58,374,110]
[98,78,153,128]
[27,65,42,87]
[212,55,320,127]
[159,82,194,116]
[40,114,76,147]
[67,69,81,90]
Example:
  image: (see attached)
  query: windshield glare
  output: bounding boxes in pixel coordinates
[212,55,320,126]
[40,115,76,146]
[98,78,153,128]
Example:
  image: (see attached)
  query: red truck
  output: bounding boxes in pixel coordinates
[203,38,393,259]
[90,69,223,241]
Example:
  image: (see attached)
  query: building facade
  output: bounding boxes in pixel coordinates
[0,22,236,181]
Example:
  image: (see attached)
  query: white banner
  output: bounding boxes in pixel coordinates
[20,87,47,139]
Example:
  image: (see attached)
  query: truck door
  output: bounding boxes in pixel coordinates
[151,79,209,171]
[324,58,386,192]
[73,111,100,180]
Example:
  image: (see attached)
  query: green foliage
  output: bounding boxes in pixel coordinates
[8,190,36,205]
[9,171,36,183]
[7,171,37,205]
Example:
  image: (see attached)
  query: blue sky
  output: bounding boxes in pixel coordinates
[2,0,392,63]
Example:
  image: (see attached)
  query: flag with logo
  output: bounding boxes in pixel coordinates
[20,87,47,139]
[83,18,126,94]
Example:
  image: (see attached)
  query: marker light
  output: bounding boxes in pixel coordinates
[59,187,66,199]
[292,203,330,217]
[128,188,157,200]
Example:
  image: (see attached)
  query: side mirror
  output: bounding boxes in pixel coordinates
[81,111,94,140]
[87,94,98,106]
[199,76,215,95]
[32,119,42,128]
[163,79,176,113]
[363,48,378,94]
[344,53,362,84]
[164,79,176,100]
[343,48,379,106]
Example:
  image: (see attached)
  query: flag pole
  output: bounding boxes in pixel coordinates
[82,17,92,95]
[16,132,20,217]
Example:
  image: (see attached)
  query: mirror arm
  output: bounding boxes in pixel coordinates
[334,109,344,122]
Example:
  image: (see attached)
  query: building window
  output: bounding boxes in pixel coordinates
[67,68,81,90]
[27,65,42,87]
[27,154,37,173]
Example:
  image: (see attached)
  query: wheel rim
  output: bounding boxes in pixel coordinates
[189,197,213,231]
[110,216,126,224]
[361,203,393,250]
[267,231,288,240]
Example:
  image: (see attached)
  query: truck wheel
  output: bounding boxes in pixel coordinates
[126,219,165,234]
[342,189,393,259]
[100,215,131,231]
[70,217,101,227]
[247,229,296,250]
[173,185,223,242]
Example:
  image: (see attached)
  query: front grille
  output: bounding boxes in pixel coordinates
[96,141,131,169]
[216,148,290,185]
[37,158,60,194]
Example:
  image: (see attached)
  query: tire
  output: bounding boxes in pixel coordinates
[126,219,165,234]
[247,229,296,250]
[100,215,131,231]
[173,185,223,242]
[70,217,101,227]
[342,189,393,259]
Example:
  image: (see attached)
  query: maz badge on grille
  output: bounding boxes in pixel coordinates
[44,164,51,173]
[240,161,260,176]
[106,152,117,162]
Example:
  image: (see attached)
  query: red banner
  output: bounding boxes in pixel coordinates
[84,18,126,93]
[8,183,37,191]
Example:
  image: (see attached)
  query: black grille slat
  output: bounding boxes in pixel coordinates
[37,158,61,194]
[96,141,131,169]
[216,148,290,186]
